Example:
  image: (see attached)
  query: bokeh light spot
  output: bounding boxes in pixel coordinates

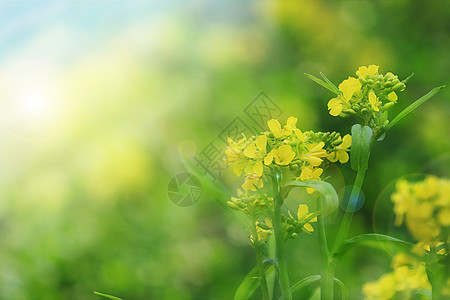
[338,185,365,213]
[178,139,197,158]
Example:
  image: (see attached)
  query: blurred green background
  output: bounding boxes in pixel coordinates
[0,0,448,299]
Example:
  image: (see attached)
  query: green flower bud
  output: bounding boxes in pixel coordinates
[382,102,395,110]
[237,201,247,209]
[343,108,356,115]
[392,82,406,92]
[227,201,240,210]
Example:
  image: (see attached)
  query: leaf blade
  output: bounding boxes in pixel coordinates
[234,262,275,300]
[387,85,445,130]
[282,180,339,215]
[94,291,123,300]
[350,124,373,172]
[290,275,321,294]
[334,233,414,258]
[305,73,339,95]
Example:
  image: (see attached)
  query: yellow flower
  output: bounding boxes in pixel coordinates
[356,65,379,78]
[387,91,398,102]
[242,173,263,191]
[297,204,317,233]
[264,144,296,166]
[284,116,304,140]
[327,134,351,163]
[243,135,267,159]
[369,91,381,112]
[299,166,323,194]
[251,219,272,242]
[300,166,323,181]
[300,142,327,167]
[225,136,246,163]
[268,119,284,138]
[267,117,303,139]
[338,77,361,101]
[363,252,431,300]
[327,97,343,116]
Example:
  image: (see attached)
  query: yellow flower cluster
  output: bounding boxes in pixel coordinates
[363,253,431,300]
[392,176,450,243]
[327,65,406,118]
[225,116,351,191]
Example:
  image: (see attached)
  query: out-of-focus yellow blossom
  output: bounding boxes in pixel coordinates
[297,204,317,233]
[363,253,431,300]
[225,136,247,164]
[242,173,263,191]
[356,65,379,78]
[369,91,381,112]
[392,176,450,243]
[413,241,447,256]
[326,134,351,163]
[251,219,272,242]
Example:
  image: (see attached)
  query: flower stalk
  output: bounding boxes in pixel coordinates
[272,176,292,300]
[250,218,270,300]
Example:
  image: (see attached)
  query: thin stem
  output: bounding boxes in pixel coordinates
[317,202,334,299]
[331,168,367,256]
[250,218,270,300]
[273,199,292,300]
[319,168,366,300]
[271,175,292,300]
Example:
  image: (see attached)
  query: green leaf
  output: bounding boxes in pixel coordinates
[350,124,373,172]
[401,73,414,84]
[387,85,445,130]
[305,73,339,95]
[320,72,341,95]
[290,275,321,294]
[94,291,123,300]
[234,262,275,300]
[334,233,414,257]
[281,180,339,215]
[334,278,349,300]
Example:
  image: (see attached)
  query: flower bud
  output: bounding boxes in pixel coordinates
[382,102,395,110]
[392,82,406,92]
[227,201,240,210]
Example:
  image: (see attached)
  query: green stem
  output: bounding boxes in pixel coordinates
[272,175,292,300]
[317,202,334,299]
[331,168,366,256]
[273,200,292,300]
[250,218,270,300]
[320,168,366,300]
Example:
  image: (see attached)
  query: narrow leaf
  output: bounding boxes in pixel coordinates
[350,124,373,172]
[334,278,349,300]
[94,291,123,300]
[320,72,341,95]
[401,73,414,84]
[305,73,339,95]
[290,275,321,294]
[334,233,414,257]
[387,85,445,130]
[281,180,339,215]
[234,262,275,300]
